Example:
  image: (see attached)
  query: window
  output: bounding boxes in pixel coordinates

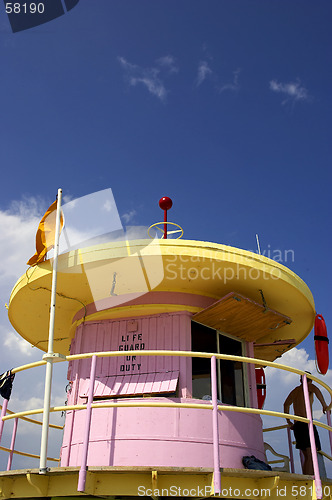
[191,321,246,406]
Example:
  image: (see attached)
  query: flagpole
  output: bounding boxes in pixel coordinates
[39,188,63,474]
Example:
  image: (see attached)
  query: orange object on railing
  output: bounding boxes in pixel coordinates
[315,314,329,375]
[255,367,266,409]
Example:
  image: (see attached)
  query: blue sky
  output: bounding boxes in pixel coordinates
[0,0,331,472]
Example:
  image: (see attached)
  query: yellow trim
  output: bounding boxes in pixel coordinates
[0,446,59,462]
[263,424,289,432]
[1,401,315,428]
[0,404,62,430]
[71,303,201,331]
[6,349,332,405]
[319,450,332,462]
[11,360,46,374]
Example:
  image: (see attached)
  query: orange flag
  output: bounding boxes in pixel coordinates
[27,200,64,266]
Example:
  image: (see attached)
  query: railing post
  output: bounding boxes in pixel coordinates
[286,426,295,473]
[7,417,18,471]
[39,188,62,474]
[302,374,322,499]
[211,355,221,495]
[326,410,332,457]
[0,400,9,444]
[77,355,97,493]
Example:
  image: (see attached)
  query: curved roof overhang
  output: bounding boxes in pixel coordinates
[8,239,315,361]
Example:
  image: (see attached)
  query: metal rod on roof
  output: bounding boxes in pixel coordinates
[256,234,261,255]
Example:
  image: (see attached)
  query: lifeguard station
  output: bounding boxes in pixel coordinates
[1,192,331,499]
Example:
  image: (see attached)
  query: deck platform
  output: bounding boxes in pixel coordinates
[0,466,331,499]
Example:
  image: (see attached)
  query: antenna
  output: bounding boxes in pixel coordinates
[256,234,261,255]
[159,197,173,239]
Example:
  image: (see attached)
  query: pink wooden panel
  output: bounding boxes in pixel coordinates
[80,371,179,398]
[160,373,171,393]
[143,372,156,394]
[95,323,105,378]
[125,374,140,395]
[135,372,148,394]
[69,312,192,399]
[151,371,163,393]
[111,375,125,395]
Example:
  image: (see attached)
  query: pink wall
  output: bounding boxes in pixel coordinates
[61,399,265,468]
[62,311,264,468]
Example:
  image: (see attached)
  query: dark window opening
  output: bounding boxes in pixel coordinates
[191,321,246,406]
[192,322,217,399]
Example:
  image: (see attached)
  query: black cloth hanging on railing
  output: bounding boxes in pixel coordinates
[0,371,15,400]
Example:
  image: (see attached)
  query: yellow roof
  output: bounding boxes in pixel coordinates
[8,239,315,360]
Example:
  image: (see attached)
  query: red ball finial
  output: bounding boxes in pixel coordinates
[159,196,173,211]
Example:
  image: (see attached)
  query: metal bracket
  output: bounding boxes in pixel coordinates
[0,477,13,499]
[151,470,158,500]
[27,472,49,496]
[259,289,268,312]
[42,353,66,363]
[84,471,97,496]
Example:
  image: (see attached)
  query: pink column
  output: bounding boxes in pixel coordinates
[211,356,221,495]
[62,376,79,467]
[326,410,332,456]
[7,417,18,471]
[0,400,8,444]
[302,374,322,499]
[246,343,258,408]
[286,426,295,473]
[77,355,97,493]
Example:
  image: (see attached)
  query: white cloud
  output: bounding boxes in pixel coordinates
[196,60,213,86]
[156,55,179,74]
[269,79,309,104]
[219,68,241,93]
[131,74,167,100]
[118,56,178,101]
[122,209,137,224]
[195,60,240,93]
[62,193,74,204]
[266,347,331,409]
[3,331,34,357]
[0,198,44,280]
[0,198,46,391]
[103,200,112,212]
[6,195,45,219]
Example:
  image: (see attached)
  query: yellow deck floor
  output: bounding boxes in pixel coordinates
[0,466,331,499]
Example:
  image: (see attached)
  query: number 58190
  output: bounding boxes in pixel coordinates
[6,3,45,14]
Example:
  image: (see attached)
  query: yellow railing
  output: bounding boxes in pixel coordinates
[0,445,59,462]
[1,350,332,470]
[0,404,63,430]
